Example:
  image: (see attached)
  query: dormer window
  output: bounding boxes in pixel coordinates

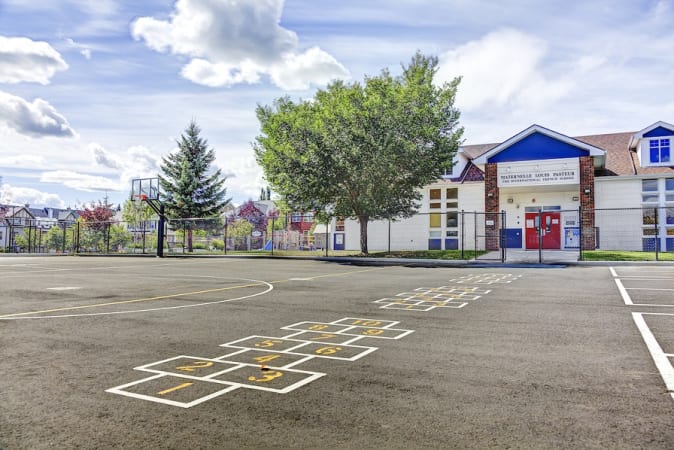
[649,138,670,164]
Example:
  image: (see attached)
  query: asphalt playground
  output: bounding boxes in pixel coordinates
[0,256,673,449]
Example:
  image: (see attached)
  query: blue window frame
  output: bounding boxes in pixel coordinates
[649,138,670,163]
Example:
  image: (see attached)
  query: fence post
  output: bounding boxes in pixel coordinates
[76,221,80,254]
[271,216,274,256]
[538,210,542,264]
[501,210,506,263]
[655,207,659,261]
[578,206,583,261]
[224,219,228,255]
[106,222,111,254]
[460,210,465,260]
[388,216,391,254]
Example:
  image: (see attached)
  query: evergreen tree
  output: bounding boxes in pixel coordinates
[159,121,230,251]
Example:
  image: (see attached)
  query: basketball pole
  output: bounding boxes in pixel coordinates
[157,203,165,258]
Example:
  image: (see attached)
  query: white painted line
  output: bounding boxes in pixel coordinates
[331,317,400,328]
[135,355,244,380]
[289,278,313,281]
[614,278,633,306]
[631,313,674,401]
[625,288,674,291]
[106,374,239,408]
[46,286,82,291]
[609,267,618,277]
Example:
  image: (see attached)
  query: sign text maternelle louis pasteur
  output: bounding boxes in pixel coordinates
[497,160,579,187]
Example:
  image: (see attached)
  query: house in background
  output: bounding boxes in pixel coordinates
[0,204,80,252]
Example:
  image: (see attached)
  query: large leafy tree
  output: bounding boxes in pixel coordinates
[254,52,463,253]
[159,121,230,251]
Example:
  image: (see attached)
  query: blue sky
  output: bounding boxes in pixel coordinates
[0,0,673,209]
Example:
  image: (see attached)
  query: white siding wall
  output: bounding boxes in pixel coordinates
[595,178,642,250]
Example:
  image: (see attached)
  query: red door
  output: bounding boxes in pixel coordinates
[525,212,561,249]
[525,212,539,249]
[541,212,561,249]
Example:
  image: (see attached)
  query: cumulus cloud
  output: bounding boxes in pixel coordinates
[0,36,68,84]
[40,170,120,192]
[0,183,65,208]
[0,91,76,138]
[217,155,266,201]
[131,0,349,90]
[436,29,572,111]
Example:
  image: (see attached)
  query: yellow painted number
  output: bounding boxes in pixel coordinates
[255,339,283,348]
[254,354,280,364]
[176,360,214,372]
[351,320,381,326]
[308,324,328,331]
[315,346,342,355]
[157,382,193,395]
[310,333,336,340]
[362,329,384,336]
[248,370,283,382]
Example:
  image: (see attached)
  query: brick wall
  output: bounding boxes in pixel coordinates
[485,163,500,250]
[579,156,596,250]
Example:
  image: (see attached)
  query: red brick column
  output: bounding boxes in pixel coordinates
[579,156,596,250]
[485,163,500,250]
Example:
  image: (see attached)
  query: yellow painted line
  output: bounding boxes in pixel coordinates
[0,266,389,319]
[0,283,265,318]
[157,382,193,396]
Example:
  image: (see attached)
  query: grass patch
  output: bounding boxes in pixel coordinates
[581,250,674,261]
[367,249,486,260]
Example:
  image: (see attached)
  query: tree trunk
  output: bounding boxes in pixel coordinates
[188,228,193,252]
[358,215,369,254]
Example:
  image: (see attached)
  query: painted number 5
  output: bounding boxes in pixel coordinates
[248,370,283,383]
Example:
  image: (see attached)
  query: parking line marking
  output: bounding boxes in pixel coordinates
[632,313,674,401]
[614,278,633,305]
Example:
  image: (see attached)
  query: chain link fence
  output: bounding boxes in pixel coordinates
[2,208,673,261]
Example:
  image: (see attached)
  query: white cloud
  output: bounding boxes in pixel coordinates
[0,154,47,168]
[0,183,65,208]
[65,38,92,60]
[131,0,349,90]
[217,155,266,202]
[40,170,120,192]
[437,29,572,112]
[0,36,68,84]
[0,91,76,138]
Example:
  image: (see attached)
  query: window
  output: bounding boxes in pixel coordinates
[666,178,674,191]
[303,213,314,222]
[429,213,441,228]
[649,138,670,163]
[667,207,674,225]
[643,209,656,225]
[335,219,345,232]
[429,230,441,238]
[429,189,441,209]
[642,179,658,191]
[643,193,659,203]
[446,212,458,228]
[291,213,302,223]
[446,188,458,208]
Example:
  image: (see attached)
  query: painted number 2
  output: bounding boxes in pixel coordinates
[176,361,214,372]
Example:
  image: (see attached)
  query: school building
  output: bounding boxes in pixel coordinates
[333,121,674,253]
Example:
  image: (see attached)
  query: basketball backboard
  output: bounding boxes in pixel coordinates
[130,178,160,202]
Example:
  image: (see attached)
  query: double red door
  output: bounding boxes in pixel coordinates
[525,212,561,249]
